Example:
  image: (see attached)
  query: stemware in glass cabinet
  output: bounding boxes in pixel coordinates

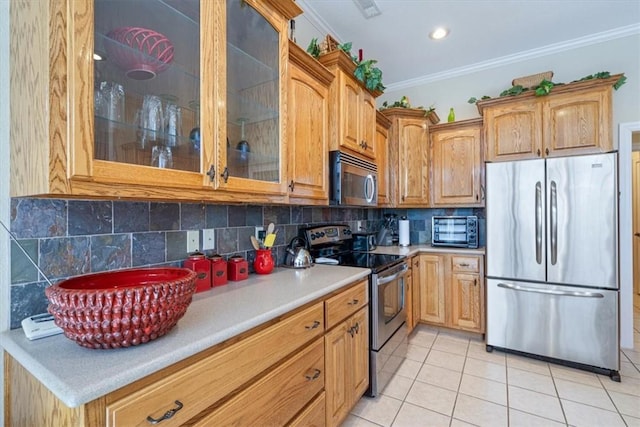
[93,0,200,172]
[226,0,280,182]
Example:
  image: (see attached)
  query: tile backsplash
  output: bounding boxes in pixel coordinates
[8,197,483,329]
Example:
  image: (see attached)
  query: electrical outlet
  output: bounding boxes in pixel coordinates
[255,226,264,240]
[202,229,215,250]
[186,230,200,253]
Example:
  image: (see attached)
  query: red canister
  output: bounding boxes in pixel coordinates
[228,255,248,281]
[209,254,228,286]
[183,252,211,293]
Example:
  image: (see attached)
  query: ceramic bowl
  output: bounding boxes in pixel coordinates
[45,268,197,349]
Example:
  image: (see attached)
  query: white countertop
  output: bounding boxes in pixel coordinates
[371,244,485,257]
[0,265,370,408]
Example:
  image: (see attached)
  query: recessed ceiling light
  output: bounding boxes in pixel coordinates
[429,27,449,40]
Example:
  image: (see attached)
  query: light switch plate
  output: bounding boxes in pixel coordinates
[187,230,200,253]
[202,229,215,250]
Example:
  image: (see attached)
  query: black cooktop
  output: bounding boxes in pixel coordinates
[328,252,405,273]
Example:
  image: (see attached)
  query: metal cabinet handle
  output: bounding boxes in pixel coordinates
[635,233,640,237]
[474,279,477,287]
[458,263,470,267]
[305,368,322,381]
[220,167,229,183]
[545,147,550,155]
[537,148,541,157]
[347,299,359,305]
[147,400,183,424]
[305,320,320,330]
[206,165,215,182]
[480,184,485,201]
[348,326,355,337]
[353,322,359,334]
[288,180,295,191]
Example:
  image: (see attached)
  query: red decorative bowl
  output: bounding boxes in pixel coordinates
[45,268,197,349]
[104,27,175,80]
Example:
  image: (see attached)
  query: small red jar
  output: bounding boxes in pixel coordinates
[228,255,248,281]
[208,254,228,286]
[183,252,211,293]
[253,249,274,274]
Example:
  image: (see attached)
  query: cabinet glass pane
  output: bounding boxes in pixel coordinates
[226,1,279,182]
[93,0,200,172]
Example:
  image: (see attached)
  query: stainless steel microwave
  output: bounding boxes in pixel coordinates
[432,216,478,248]
[329,151,377,207]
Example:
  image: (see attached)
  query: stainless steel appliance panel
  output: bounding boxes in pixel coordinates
[371,262,408,350]
[486,159,546,282]
[546,153,618,288]
[368,322,407,397]
[487,278,619,370]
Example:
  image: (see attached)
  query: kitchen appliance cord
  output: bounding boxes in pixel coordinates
[0,219,54,286]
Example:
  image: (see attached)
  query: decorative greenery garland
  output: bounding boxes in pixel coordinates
[468,71,626,104]
[307,39,385,93]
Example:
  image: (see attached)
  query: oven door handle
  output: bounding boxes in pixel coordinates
[376,266,409,286]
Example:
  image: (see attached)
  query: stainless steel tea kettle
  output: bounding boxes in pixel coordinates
[284,237,313,269]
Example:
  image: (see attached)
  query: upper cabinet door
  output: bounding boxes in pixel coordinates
[217,0,292,197]
[430,119,483,207]
[483,99,543,162]
[397,118,429,206]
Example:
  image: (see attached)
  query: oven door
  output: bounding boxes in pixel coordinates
[371,261,408,351]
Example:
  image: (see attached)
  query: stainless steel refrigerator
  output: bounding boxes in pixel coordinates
[485,152,620,380]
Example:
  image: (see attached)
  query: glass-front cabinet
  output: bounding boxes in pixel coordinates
[10,0,301,201]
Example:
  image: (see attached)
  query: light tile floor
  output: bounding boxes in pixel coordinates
[344,308,640,427]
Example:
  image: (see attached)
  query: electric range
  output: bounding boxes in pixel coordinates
[300,224,409,397]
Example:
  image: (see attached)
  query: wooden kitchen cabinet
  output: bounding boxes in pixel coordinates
[6,278,371,427]
[478,75,619,162]
[324,280,369,427]
[287,41,334,205]
[319,50,380,161]
[383,108,430,206]
[430,118,484,207]
[405,255,422,334]
[376,111,393,206]
[418,254,447,325]
[10,0,301,202]
[418,253,485,333]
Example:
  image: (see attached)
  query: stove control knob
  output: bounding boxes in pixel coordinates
[309,234,316,240]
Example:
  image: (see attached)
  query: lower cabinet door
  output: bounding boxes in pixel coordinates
[194,338,324,426]
[289,391,326,427]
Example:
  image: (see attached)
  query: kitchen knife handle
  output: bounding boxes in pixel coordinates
[550,180,558,265]
[535,181,542,265]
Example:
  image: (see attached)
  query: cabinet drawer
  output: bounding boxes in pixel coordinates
[195,338,325,426]
[451,256,480,273]
[106,302,324,427]
[289,391,326,427]
[325,280,368,330]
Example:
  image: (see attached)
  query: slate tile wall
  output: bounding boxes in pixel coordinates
[8,197,485,329]
[8,198,379,329]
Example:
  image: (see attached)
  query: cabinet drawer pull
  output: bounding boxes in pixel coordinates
[348,326,355,337]
[353,322,359,334]
[146,400,183,424]
[288,180,295,191]
[545,147,550,155]
[220,167,229,183]
[305,368,321,381]
[347,299,359,306]
[458,263,470,267]
[305,320,321,330]
[474,279,477,286]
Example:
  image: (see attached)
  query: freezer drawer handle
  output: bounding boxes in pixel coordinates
[497,283,604,298]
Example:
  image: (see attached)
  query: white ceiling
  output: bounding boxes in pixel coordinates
[297,0,640,90]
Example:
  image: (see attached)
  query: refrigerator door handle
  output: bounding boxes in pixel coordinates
[497,282,604,298]
[550,180,558,265]
[535,181,543,265]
